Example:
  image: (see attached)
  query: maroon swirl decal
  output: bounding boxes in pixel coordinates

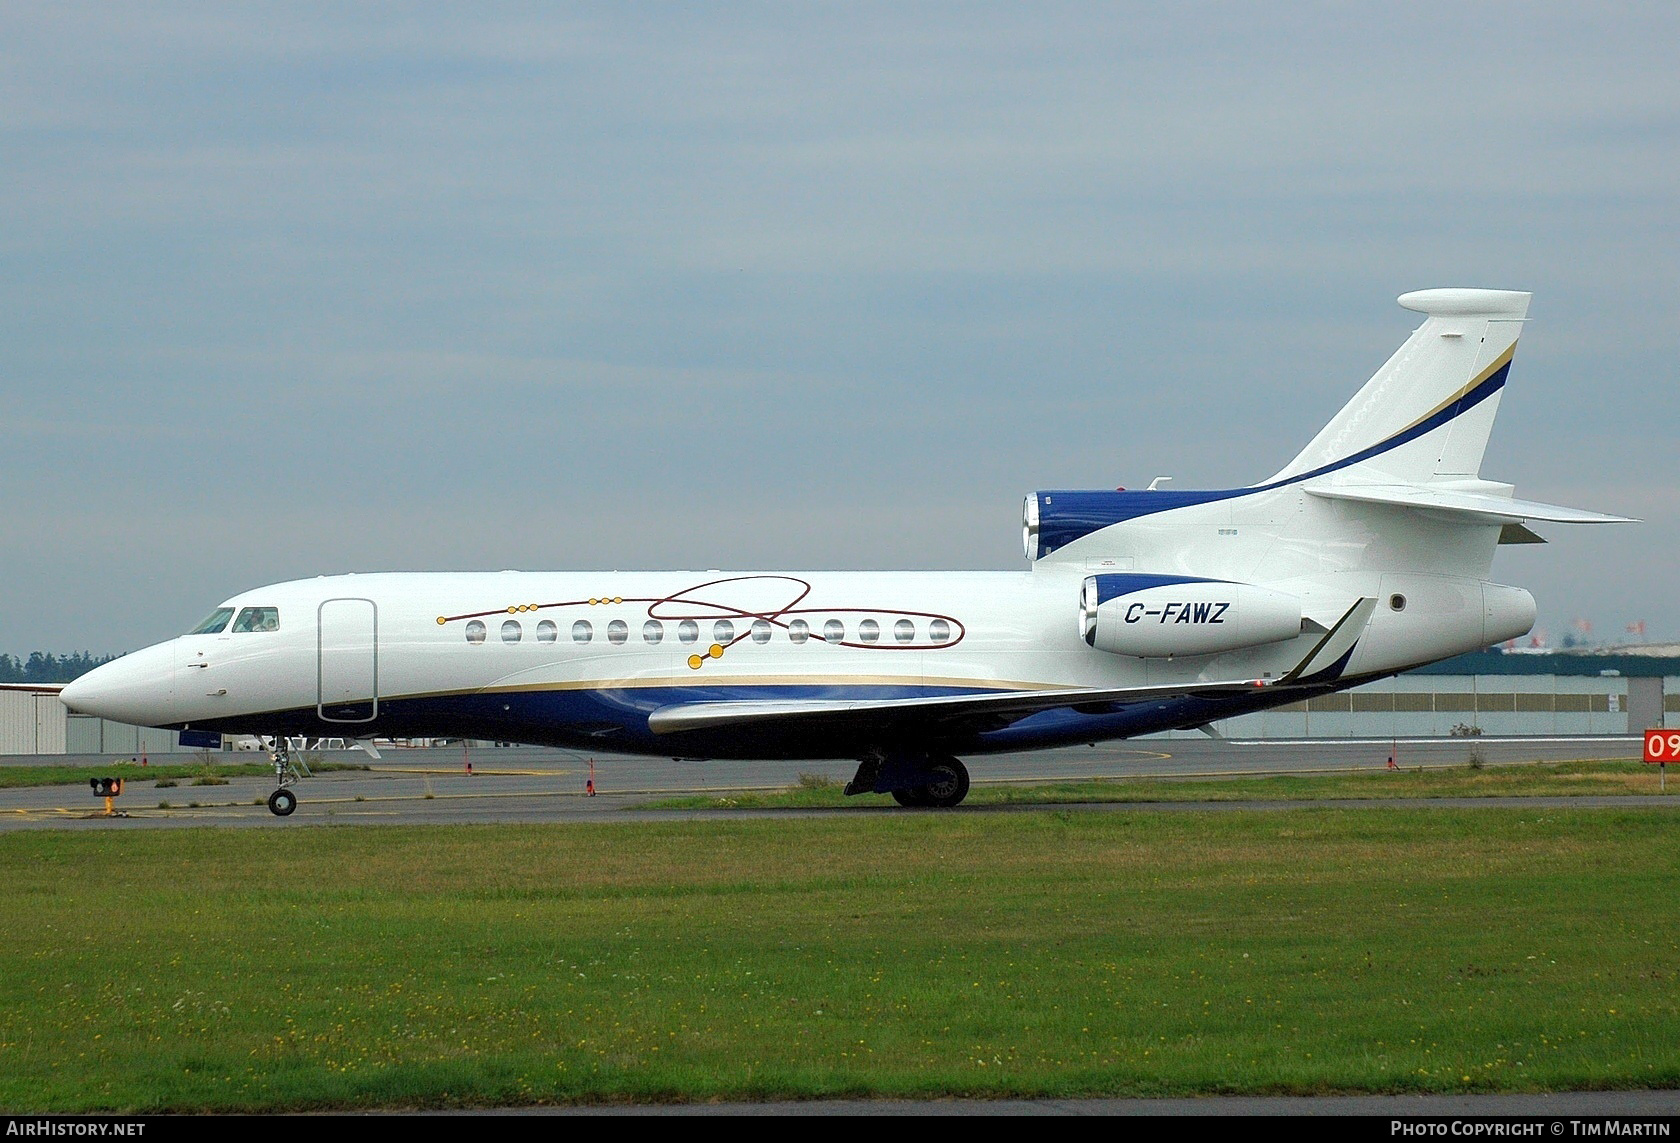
[437,574,965,668]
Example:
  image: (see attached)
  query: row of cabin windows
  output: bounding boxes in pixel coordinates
[464,616,953,646]
[187,606,279,635]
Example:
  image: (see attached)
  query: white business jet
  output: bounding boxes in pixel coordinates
[62,289,1630,815]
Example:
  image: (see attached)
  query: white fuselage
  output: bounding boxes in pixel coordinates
[61,544,1534,760]
[65,288,1620,772]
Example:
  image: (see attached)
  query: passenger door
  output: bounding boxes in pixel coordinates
[318,598,378,723]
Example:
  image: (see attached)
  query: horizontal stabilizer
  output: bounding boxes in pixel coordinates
[648,677,1275,738]
[1305,484,1633,524]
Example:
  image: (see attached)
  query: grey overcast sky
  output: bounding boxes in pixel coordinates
[1,3,1675,653]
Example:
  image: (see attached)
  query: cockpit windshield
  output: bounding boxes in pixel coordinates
[187,607,235,635]
[231,607,280,633]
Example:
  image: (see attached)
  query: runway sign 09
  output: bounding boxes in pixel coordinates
[1644,729,1680,764]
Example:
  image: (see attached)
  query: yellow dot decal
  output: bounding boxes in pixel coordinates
[613,596,623,604]
[507,606,517,614]
[687,654,704,670]
[708,643,724,659]
[588,598,598,606]
[436,616,447,625]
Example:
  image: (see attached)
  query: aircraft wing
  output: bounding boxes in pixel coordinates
[647,677,1275,737]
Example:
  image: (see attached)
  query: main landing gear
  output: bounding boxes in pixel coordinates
[846,750,971,809]
[264,737,310,817]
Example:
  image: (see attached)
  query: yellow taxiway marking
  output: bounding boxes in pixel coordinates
[366,767,576,777]
[295,788,741,804]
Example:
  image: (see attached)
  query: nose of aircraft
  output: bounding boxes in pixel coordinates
[60,641,177,726]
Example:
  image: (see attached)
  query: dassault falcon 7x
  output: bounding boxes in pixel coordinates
[62,289,1631,815]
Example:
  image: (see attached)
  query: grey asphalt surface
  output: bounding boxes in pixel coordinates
[0,735,1652,831]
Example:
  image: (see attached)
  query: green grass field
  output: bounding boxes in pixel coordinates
[3,805,1678,1111]
[650,758,1671,810]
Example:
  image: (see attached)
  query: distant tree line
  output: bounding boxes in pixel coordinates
[0,652,120,683]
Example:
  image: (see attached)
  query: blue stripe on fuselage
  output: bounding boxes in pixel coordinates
[173,680,1329,761]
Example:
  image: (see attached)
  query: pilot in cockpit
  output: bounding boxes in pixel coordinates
[232,607,280,633]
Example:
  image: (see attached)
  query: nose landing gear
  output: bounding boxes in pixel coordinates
[264,737,310,817]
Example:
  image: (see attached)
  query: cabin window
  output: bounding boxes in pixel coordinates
[858,619,880,644]
[231,607,280,633]
[188,608,234,636]
[678,619,699,644]
[644,620,664,644]
[929,619,951,643]
[465,620,487,644]
[787,619,810,644]
[751,619,772,644]
[608,619,629,645]
[894,618,915,643]
[713,619,735,644]
[823,619,845,644]
[536,620,557,643]
[502,620,522,644]
[572,620,593,644]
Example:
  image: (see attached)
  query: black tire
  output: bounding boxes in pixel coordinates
[267,788,297,817]
[922,758,970,808]
[891,786,929,807]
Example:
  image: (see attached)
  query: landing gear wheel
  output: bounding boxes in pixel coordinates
[891,786,929,807]
[922,758,970,808]
[267,788,297,817]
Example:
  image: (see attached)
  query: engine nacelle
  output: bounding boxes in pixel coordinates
[1080,574,1303,658]
[1026,489,1229,561]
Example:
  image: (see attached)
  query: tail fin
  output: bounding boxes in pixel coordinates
[1267,288,1531,485]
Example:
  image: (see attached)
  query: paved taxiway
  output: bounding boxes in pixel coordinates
[0,735,1647,831]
